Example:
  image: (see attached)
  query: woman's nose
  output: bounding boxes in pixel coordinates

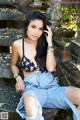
[34,29,38,34]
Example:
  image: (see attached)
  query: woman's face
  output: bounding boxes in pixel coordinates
[27,19,43,41]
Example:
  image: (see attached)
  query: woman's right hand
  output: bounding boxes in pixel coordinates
[15,76,25,93]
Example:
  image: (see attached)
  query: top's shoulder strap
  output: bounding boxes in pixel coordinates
[22,37,24,57]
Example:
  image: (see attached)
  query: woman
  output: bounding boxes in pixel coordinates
[11,11,80,120]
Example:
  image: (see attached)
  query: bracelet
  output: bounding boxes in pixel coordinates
[13,73,20,79]
[47,46,54,49]
[47,46,54,52]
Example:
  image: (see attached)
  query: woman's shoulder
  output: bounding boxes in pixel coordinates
[12,39,22,47]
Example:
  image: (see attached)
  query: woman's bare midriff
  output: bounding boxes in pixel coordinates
[23,70,40,77]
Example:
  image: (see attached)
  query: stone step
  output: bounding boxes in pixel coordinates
[0,0,31,16]
[55,47,72,62]
[0,8,26,21]
[0,78,22,120]
[54,40,71,51]
[61,61,80,86]
[70,40,80,64]
[0,78,60,120]
[0,0,19,7]
[0,53,13,78]
[62,61,80,79]
[56,63,71,86]
[53,28,76,40]
[0,28,22,46]
[0,11,26,21]
[54,40,72,62]
[0,0,35,21]
[0,0,34,7]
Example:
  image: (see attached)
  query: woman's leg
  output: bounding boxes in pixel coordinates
[66,86,80,120]
[66,86,80,113]
[23,92,44,120]
[45,85,80,120]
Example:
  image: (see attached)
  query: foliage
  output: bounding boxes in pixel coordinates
[59,4,78,35]
[61,4,76,21]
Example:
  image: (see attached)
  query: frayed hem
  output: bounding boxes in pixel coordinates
[16,91,43,119]
[25,114,44,120]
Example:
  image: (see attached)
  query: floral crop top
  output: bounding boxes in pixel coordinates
[21,38,40,72]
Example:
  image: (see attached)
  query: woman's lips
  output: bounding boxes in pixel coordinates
[32,35,38,38]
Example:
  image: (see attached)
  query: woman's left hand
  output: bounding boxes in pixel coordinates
[44,25,53,45]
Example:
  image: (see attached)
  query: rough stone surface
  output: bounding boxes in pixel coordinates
[0,53,13,78]
[54,40,72,62]
[0,28,22,46]
[0,0,28,15]
[0,12,26,21]
[0,78,23,120]
[56,63,71,86]
[70,40,80,64]
[0,0,34,21]
[62,61,80,86]
[53,28,76,41]
[76,22,80,42]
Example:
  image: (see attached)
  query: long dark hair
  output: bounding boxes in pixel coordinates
[24,11,49,72]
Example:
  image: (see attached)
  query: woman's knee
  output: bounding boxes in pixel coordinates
[66,86,80,105]
[24,93,39,117]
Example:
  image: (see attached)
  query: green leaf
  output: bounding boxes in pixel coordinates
[61,4,68,12]
[0,103,5,107]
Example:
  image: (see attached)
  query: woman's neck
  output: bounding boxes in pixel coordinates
[25,38,38,47]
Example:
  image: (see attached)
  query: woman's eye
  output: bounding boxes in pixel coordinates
[31,25,43,31]
[40,28,43,31]
[32,25,36,28]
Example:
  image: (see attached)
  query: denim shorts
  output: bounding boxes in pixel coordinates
[16,71,80,120]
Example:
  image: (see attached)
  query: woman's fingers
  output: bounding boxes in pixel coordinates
[15,82,25,93]
[44,25,53,44]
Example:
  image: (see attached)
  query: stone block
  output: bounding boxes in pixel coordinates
[53,28,75,39]
[70,40,80,64]
[0,28,22,46]
[0,38,17,46]
[56,64,71,86]
[54,40,72,62]
[0,12,26,21]
[62,61,80,79]
[0,53,13,78]
[55,48,72,62]
[0,67,13,78]
[62,61,80,86]
[0,0,29,15]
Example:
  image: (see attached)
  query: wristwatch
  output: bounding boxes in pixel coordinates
[14,73,20,79]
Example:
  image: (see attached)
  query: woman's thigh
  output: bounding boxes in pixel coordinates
[23,93,39,116]
[66,86,80,105]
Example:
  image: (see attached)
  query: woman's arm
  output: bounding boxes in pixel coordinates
[46,47,56,72]
[44,26,56,72]
[11,41,20,75]
[11,41,25,92]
